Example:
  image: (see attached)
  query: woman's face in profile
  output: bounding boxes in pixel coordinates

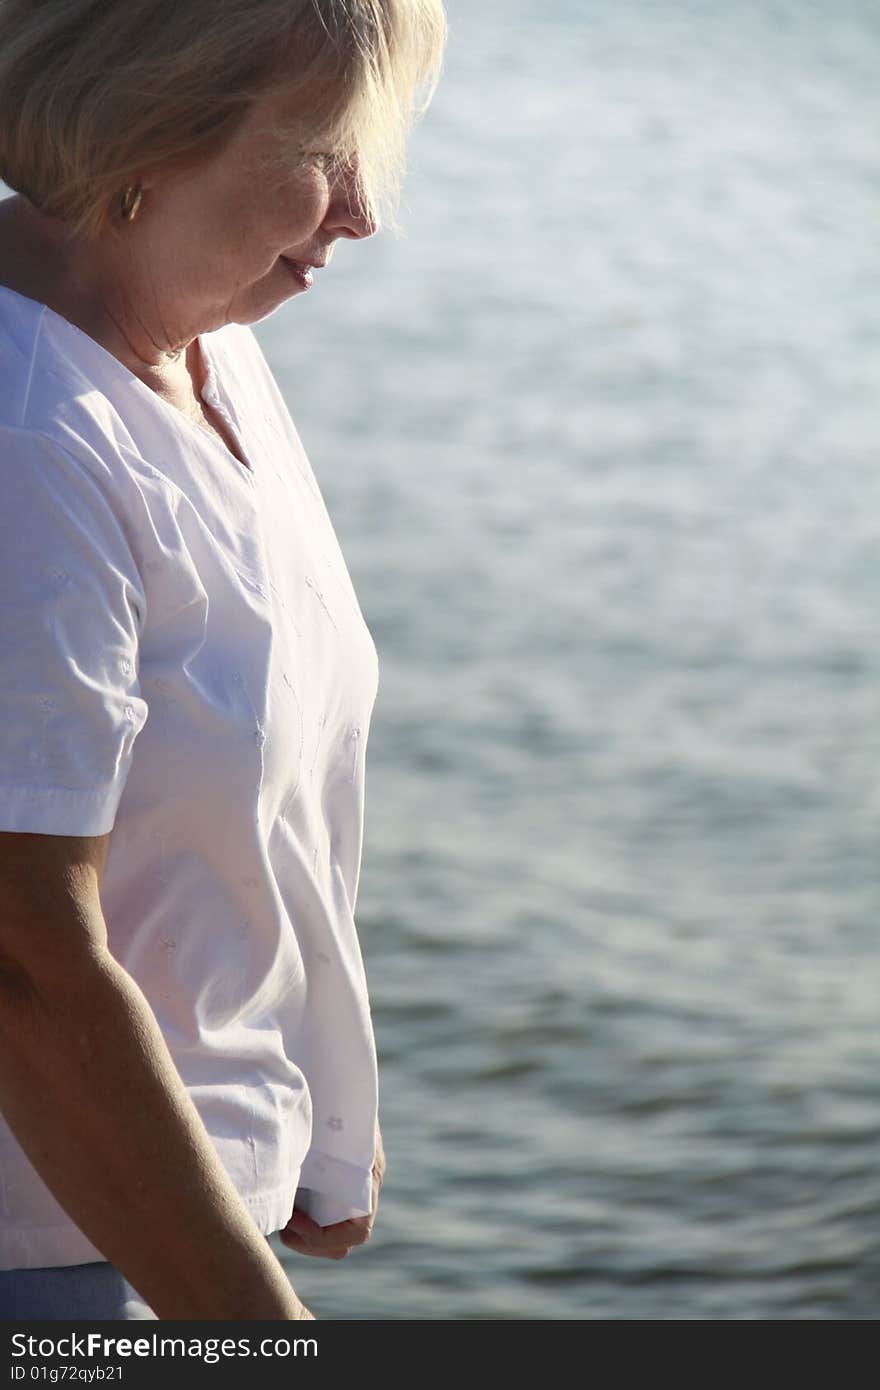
[130,86,376,334]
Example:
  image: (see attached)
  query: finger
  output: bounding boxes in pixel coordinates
[292,1223,371,1252]
[285,1215,363,1247]
[280,1218,370,1259]
[278,1225,309,1248]
[286,1210,323,1238]
[293,1213,371,1243]
[278,1228,349,1258]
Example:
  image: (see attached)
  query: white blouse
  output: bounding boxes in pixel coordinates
[0,287,380,1268]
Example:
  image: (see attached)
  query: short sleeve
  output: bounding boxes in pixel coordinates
[0,427,148,835]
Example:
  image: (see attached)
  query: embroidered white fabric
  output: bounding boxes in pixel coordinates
[0,287,380,1268]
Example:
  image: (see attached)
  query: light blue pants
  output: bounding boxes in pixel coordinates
[0,1263,156,1319]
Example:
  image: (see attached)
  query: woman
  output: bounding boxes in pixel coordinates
[0,0,445,1320]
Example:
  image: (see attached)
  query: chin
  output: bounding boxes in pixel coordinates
[236,301,291,326]
[231,287,303,327]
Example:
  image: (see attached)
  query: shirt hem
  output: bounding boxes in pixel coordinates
[0,1178,301,1271]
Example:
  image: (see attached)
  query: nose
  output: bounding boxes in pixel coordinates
[324,161,378,241]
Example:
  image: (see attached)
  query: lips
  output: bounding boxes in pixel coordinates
[281,257,316,290]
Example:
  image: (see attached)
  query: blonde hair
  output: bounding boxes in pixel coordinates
[0,0,446,237]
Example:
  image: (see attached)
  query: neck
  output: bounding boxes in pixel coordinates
[0,195,194,387]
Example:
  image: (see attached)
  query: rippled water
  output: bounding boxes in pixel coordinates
[258,0,880,1319]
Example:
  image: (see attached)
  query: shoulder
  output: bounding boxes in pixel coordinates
[0,286,50,427]
[0,288,141,486]
[0,292,156,584]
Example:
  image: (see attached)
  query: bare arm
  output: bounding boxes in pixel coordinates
[0,831,311,1320]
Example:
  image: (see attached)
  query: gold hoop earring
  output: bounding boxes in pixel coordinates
[120,185,143,222]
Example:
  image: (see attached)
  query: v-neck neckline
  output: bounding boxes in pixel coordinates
[191,335,255,475]
[0,284,256,478]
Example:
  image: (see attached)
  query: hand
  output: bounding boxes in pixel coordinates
[279,1127,386,1261]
